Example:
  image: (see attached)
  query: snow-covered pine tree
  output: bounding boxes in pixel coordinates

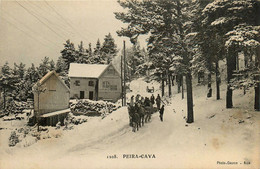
[192,0,218,98]
[37,56,53,78]
[87,43,93,63]
[115,0,200,123]
[124,43,146,80]
[202,0,258,108]
[61,39,77,72]
[0,62,16,109]
[12,62,27,101]
[55,56,70,88]
[56,56,67,75]
[76,41,89,64]
[93,39,106,64]
[49,59,55,71]
[101,33,118,64]
[226,24,260,108]
[24,63,40,99]
[13,62,26,79]
[135,46,147,77]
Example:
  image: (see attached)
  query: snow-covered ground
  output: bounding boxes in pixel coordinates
[0,78,259,169]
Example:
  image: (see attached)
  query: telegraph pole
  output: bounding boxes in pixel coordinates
[121,53,123,106]
[123,40,126,106]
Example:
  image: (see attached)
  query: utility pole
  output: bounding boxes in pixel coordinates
[123,40,126,106]
[121,53,123,106]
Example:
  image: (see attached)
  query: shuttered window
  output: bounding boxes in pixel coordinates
[89,81,94,86]
[103,81,110,88]
[110,85,117,90]
[74,80,80,86]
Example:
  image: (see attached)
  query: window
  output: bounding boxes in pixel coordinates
[74,80,80,86]
[103,81,110,88]
[110,85,117,90]
[89,81,94,86]
[80,91,85,99]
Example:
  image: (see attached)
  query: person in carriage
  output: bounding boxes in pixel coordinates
[130,95,134,107]
[140,96,145,104]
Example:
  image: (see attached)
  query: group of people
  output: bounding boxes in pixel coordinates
[130,94,162,109]
[128,93,165,128]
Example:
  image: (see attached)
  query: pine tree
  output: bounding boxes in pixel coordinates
[93,39,106,64]
[101,33,118,64]
[12,62,26,101]
[255,1,260,111]
[76,41,89,64]
[49,59,55,71]
[124,43,146,79]
[61,39,77,72]
[202,0,258,108]
[115,0,199,123]
[0,62,16,109]
[38,56,53,78]
[13,62,26,79]
[55,57,70,88]
[24,63,40,99]
[88,43,93,63]
[56,56,67,75]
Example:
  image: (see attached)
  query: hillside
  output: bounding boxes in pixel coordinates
[0,78,259,169]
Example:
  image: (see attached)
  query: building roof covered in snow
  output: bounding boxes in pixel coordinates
[68,63,109,78]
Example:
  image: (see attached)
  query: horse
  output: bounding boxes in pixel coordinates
[127,105,135,127]
[131,112,140,132]
[144,106,152,123]
[135,102,152,124]
[127,105,141,132]
[136,104,146,126]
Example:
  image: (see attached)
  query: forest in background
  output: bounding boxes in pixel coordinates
[0,0,259,124]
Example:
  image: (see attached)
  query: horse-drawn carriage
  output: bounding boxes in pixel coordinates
[127,103,157,132]
[146,86,154,93]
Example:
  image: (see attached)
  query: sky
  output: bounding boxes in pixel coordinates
[0,0,147,67]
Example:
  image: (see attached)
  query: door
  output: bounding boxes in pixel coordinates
[80,91,85,99]
[89,91,94,100]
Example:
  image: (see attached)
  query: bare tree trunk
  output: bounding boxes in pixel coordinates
[255,2,260,111]
[255,78,260,111]
[37,94,40,132]
[177,75,181,93]
[236,54,239,70]
[244,51,249,68]
[162,73,165,97]
[171,75,175,86]
[3,88,6,110]
[207,73,212,98]
[186,71,194,123]
[168,73,172,97]
[226,52,237,108]
[181,76,184,99]
[165,74,168,85]
[215,61,220,100]
[255,48,260,110]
